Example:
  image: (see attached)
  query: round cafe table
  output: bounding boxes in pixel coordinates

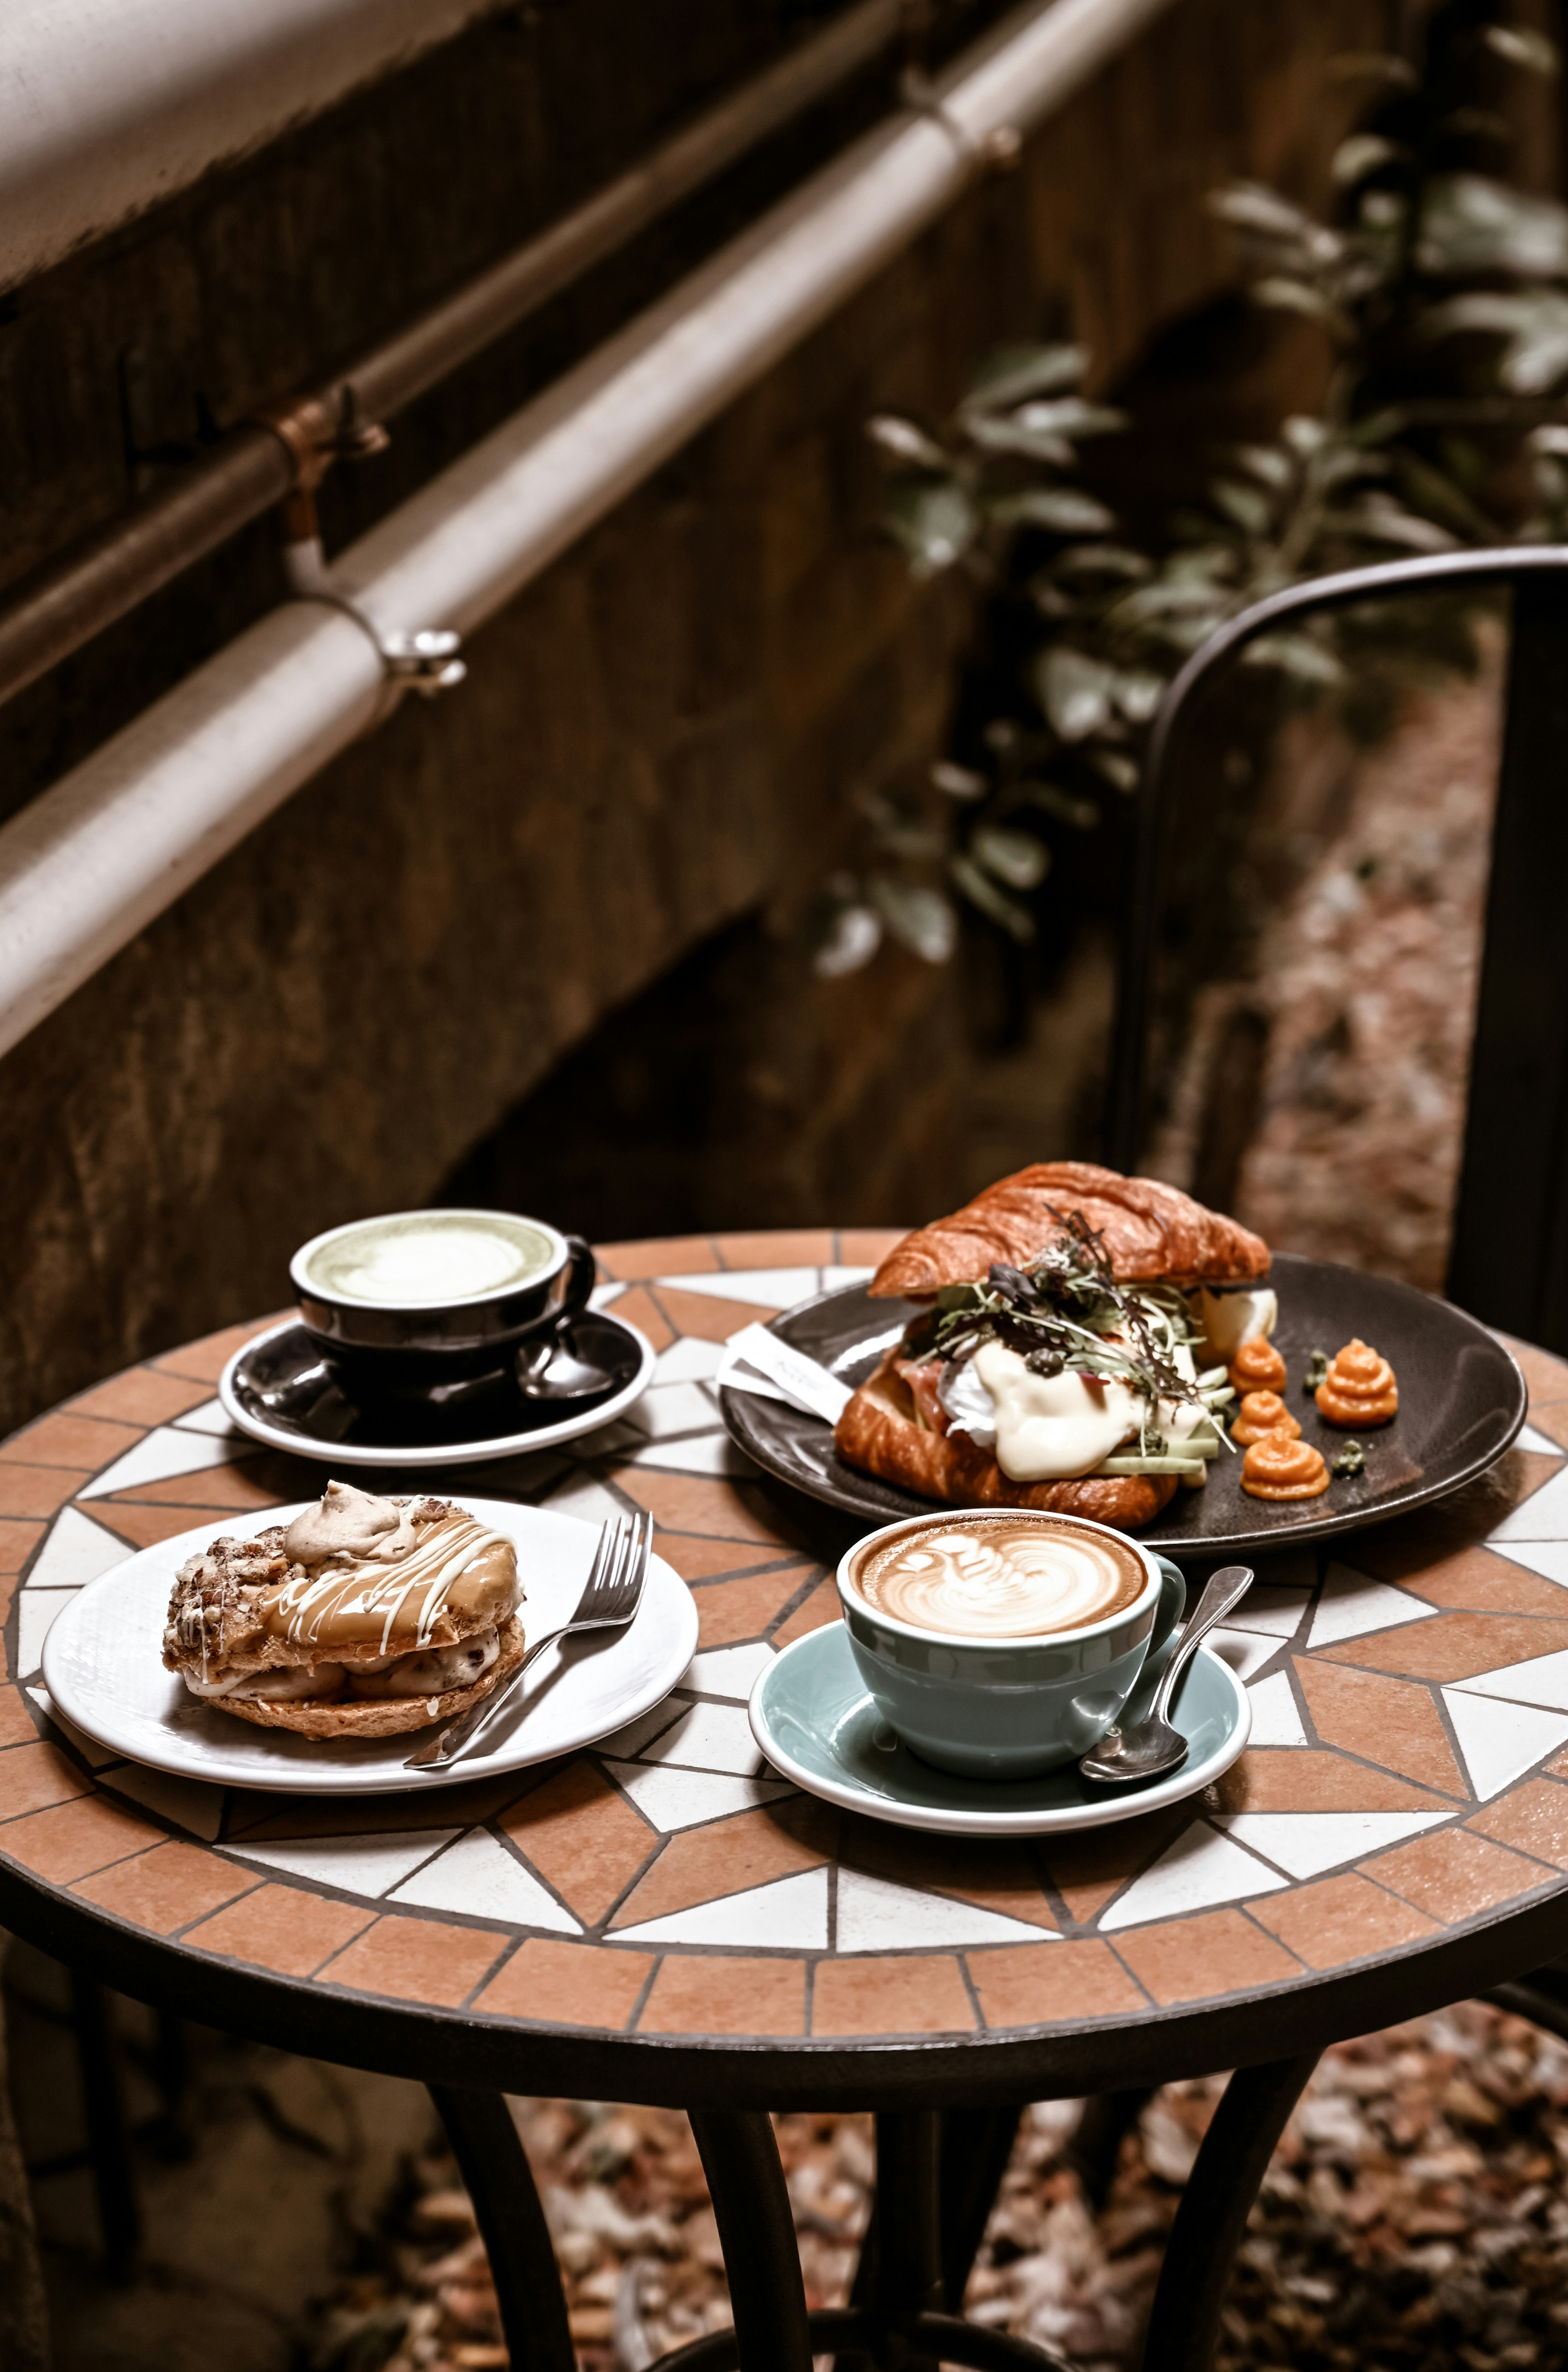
[4,1230,1568,2372]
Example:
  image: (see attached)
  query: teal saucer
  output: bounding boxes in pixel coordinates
[748,1621,1250,1836]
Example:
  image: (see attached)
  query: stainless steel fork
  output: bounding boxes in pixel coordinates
[404,1508,653,1769]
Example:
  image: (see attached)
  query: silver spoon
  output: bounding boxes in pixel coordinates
[514,1329,617,1401]
[1077,1563,1255,1787]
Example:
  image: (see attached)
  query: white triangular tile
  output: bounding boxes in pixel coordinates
[1098,1821,1286,1932]
[23,1507,135,1591]
[1306,1565,1435,1649]
[1486,1541,1568,1590]
[623,1382,721,1439]
[1208,1627,1280,1685]
[1456,1646,1568,1712]
[79,1426,261,1498]
[681,1642,776,1698]
[101,1762,225,1841]
[17,1591,80,1672]
[835,1869,1056,1952]
[27,1687,118,1768]
[1245,1669,1308,1746]
[1443,1690,1568,1799]
[602,1763,794,1831]
[1489,1464,1568,1543]
[820,1266,875,1291]
[1225,1586,1310,1641]
[223,1829,458,1897]
[1518,1423,1565,1458]
[593,1700,686,1760]
[613,1864,828,1949]
[1213,1810,1451,1879]
[389,1828,580,1932]
[636,1700,763,1776]
[171,1398,248,1438]
[568,1420,644,1460]
[653,1338,725,1384]
[590,1282,627,1309]
[536,1473,630,1526]
[623,1435,756,1478]
[655,1270,818,1308]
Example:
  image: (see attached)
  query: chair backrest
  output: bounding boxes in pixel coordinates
[1104,544,1568,1354]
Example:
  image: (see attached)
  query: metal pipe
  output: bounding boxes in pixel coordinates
[0,0,518,295]
[0,0,903,708]
[0,0,1180,1061]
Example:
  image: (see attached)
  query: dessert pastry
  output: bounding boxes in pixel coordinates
[163,1480,525,1738]
[1229,1337,1288,1395]
[835,1166,1275,1532]
[1240,1432,1330,1499]
[1230,1391,1301,1446]
[1316,1339,1398,1428]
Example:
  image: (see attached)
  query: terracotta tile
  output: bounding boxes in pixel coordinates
[68,1369,214,1425]
[0,1793,162,1882]
[501,1761,657,1925]
[1527,1401,1568,1452]
[1467,1777,1568,1868]
[773,1581,842,1647]
[0,1414,141,1473]
[1211,1749,1451,1814]
[1364,1827,1546,1921]
[0,1692,38,1749]
[0,1522,45,1577]
[320,1913,507,2006]
[595,1239,724,1282]
[812,1953,975,2036]
[100,1460,285,1511]
[596,1285,674,1353]
[652,1286,780,1344]
[0,1465,92,1519]
[185,1883,376,1977]
[1044,1803,1198,1924]
[694,1563,818,1648]
[1323,1611,1568,1685]
[1502,1450,1568,1512]
[713,1231,835,1270]
[90,1502,242,1550]
[1247,1873,1441,1968]
[473,1937,654,2028]
[837,1231,908,1268]
[0,1742,93,1819]
[1352,1541,1568,1618]
[1497,1333,1568,1407]
[1295,1663,1465,1797]
[72,1841,256,1933]
[658,1538,801,1585]
[1112,1909,1303,2005]
[609,1468,792,1548]
[0,1580,16,1632]
[968,1938,1145,2029]
[638,1953,808,2035]
[841,1822,1057,1929]
[609,1800,836,1930]
[154,1314,292,1384]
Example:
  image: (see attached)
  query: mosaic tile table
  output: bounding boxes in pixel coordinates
[5,1231,1568,2372]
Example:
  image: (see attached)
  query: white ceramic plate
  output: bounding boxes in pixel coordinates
[42,1497,697,1794]
[748,1621,1250,1835]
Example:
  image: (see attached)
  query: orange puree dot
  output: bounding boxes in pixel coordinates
[1229,1337,1287,1394]
[1240,1431,1329,1500]
[1231,1391,1301,1447]
[1316,1337,1397,1428]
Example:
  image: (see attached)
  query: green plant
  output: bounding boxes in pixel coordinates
[815,1,1567,980]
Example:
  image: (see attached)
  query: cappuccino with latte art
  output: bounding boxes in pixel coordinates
[851,1513,1146,1639]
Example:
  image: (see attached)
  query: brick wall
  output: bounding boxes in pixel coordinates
[0,0,1385,1429]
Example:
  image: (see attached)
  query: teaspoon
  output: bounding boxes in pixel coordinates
[1077,1563,1255,1787]
[515,1330,617,1401]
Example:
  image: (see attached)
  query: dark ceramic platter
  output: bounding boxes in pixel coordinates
[718,1252,1527,1556]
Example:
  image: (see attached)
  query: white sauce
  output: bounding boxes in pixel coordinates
[969,1341,1141,1481]
[1195,1285,1277,1361]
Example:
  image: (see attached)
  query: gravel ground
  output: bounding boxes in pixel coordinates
[306,2001,1568,2372]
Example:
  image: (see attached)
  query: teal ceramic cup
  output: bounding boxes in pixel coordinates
[836,1510,1186,1780]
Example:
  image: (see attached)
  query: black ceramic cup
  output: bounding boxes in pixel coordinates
[290,1208,596,1404]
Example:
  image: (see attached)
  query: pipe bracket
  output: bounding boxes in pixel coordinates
[899,68,1021,175]
[283,535,465,705]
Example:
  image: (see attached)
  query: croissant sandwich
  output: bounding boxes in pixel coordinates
[834,1163,1276,1532]
[162,1480,525,1738]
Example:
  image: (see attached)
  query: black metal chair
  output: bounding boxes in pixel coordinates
[1104,543,1568,1357]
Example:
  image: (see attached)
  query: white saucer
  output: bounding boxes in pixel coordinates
[42,1498,697,1794]
[748,1621,1249,1835]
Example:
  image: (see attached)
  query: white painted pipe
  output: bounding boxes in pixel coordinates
[0,0,512,292]
[0,0,1178,1059]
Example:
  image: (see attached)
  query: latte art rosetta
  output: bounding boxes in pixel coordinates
[854,1518,1146,1638]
